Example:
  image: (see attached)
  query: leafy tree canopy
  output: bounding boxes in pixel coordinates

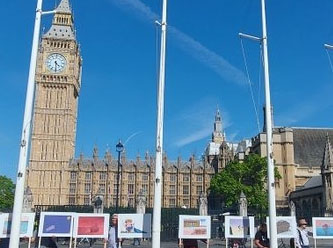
[209,154,281,210]
[0,175,15,210]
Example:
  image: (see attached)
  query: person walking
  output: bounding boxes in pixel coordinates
[295,218,312,248]
[254,223,269,248]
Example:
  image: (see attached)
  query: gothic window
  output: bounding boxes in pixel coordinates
[84,196,90,205]
[183,185,189,195]
[128,173,134,181]
[85,172,91,180]
[100,172,106,181]
[128,198,134,207]
[128,184,134,195]
[170,174,176,182]
[113,184,118,195]
[69,183,76,194]
[99,184,105,194]
[169,185,176,195]
[183,174,189,182]
[196,185,202,195]
[68,196,75,205]
[142,184,148,193]
[142,173,148,181]
[169,198,176,207]
[84,183,91,194]
[70,172,77,181]
[196,175,203,182]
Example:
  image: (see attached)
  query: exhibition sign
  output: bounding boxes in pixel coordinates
[266,216,297,238]
[225,216,255,238]
[312,217,333,239]
[38,212,74,237]
[73,213,109,238]
[118,213,151,238]
[178,215,211,239]
[0,213,35,238]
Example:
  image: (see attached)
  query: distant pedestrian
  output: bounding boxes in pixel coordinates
[295,217,312,248]
[254,223,269,248]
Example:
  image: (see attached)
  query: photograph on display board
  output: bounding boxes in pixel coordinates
[0,213,35,238]
[178,215,211,239]
[225,216,255,238]
[38,212,74,237]
[118,214,151,238]
[266,216,297,238]
[73,214,109,238]
[313,218,333,239]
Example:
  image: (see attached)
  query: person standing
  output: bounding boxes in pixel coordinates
[254,223,270,248]
[108,214,120,248]
[295,218,312,248]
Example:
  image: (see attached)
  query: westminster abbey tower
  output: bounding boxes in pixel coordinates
[26,0,82,205]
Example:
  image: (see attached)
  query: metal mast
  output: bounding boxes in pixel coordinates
[261,0,278,247]
[9,1,56,247]
[152,0,168,247]
[9,0,43,247]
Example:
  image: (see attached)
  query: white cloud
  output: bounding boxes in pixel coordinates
[109,0,247,85]
[171,98,232,147]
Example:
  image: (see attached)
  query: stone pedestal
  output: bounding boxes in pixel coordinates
[239,192,247,217]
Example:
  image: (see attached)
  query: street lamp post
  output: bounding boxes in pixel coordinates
[116,140,124,213]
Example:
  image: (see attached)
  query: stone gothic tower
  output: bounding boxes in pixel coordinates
[212,108,224,143]
[26,0,82,206]
[321,134,333,216]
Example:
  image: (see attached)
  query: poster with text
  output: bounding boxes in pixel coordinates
[73,214,109,238]
[38,212,74,237]
[178,215,211,239]
[266,216,297,238]
[225,216,255,238]
[313,217,333,239]
[0,213,35,238]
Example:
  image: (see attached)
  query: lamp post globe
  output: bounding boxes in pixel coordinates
[115,140,124,213]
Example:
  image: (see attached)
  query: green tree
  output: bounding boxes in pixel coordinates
[209,154,281,210]
[0,175,15,210]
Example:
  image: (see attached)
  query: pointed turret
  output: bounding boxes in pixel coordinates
[322,134,333,172]
[212,108,224,143]
[56,0,72,14]
[44,0,75,40]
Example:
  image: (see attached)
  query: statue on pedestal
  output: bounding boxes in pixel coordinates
[22,186,33,213]
[136,190,146,214]
[199,192,208,216]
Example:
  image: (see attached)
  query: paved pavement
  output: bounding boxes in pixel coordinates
[16,238,333,248]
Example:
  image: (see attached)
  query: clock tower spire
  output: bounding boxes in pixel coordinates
[26,0,82,206]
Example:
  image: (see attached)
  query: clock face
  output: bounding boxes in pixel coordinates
[46,53,67,73]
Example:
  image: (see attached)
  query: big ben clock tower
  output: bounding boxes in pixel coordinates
[26,0,82,205]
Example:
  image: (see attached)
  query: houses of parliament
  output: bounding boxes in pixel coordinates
[26,0,333,212]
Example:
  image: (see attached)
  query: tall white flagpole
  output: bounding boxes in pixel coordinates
[152,0,168,247]
[9,0,43,247]
[261,0,278,247]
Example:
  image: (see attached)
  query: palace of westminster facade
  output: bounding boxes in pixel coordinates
[26,0,333,210]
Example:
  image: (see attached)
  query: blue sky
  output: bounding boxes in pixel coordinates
[1,0,333,179]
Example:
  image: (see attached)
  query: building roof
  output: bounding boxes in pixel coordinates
[293,128,333,167]
[302,176,322,189]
